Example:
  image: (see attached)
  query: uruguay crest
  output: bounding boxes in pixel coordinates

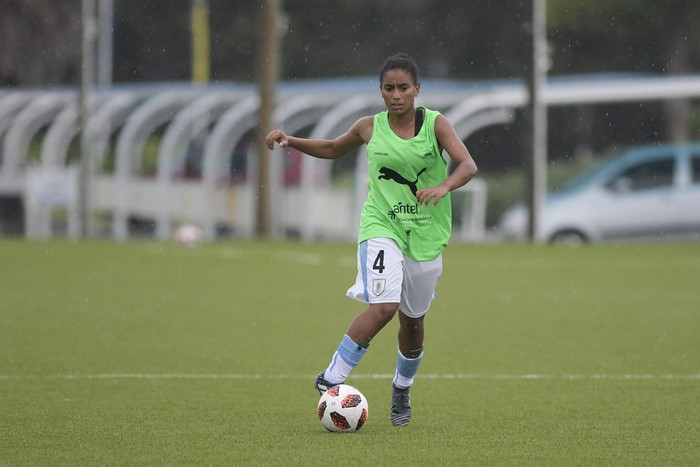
[372,278,386,296]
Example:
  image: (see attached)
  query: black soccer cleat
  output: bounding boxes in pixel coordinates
[390,384,412,427]
[314,371,342,395]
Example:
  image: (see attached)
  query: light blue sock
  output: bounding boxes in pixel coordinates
[324,334,367,384]
[393,347,423,389]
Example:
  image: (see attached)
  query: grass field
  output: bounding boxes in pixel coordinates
[1,239,699,465]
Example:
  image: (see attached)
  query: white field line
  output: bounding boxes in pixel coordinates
[1,373,699,381]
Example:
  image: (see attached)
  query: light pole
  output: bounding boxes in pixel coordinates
[526,0,548,242]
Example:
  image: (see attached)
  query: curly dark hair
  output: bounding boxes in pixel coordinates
[379,53,419,85]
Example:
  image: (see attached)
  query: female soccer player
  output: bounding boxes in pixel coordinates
[265,53,478,426]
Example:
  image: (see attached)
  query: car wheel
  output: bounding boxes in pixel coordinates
[549,230,587,245]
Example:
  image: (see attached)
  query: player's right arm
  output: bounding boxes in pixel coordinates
[265,116,373,160]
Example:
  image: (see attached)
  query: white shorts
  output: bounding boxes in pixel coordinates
[346,237,442,318]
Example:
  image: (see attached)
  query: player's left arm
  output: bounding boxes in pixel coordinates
[416,115,478,207]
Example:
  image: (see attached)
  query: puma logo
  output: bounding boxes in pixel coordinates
[378,167,427,196]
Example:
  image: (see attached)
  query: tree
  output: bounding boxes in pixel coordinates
[0,0,81,85]
[548,0,700,142]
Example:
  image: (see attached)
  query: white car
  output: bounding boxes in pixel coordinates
[499,143,700,243]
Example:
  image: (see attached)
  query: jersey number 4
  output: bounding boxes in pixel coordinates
[372,250,385,273]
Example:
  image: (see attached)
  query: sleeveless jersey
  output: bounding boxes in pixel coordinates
[358,107,451,261]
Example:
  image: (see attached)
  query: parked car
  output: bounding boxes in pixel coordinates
[499,143,700,243]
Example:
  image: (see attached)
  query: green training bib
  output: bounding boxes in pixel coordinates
[359,107,451,261]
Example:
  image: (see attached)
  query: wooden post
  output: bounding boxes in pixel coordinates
[79,0,97,238]
[256,0,280,238]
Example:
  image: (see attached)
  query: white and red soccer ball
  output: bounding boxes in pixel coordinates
[317,384,369,432]
[174,223,203,248]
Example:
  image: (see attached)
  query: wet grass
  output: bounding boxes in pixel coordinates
[1,240,698,465]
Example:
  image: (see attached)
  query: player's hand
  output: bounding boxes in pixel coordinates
[265,129,289,150]
[416,185,449,207]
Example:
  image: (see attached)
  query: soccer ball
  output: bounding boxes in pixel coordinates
[317,384,368,432]
[174,223,202,248]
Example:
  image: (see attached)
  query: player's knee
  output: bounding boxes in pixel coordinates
[370,303,399,323]
[399,313,424,333]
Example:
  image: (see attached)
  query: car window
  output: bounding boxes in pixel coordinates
[692,156,700,184]
[606,158,675,192]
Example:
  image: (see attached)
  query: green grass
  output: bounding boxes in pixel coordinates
[1,240,699,465]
